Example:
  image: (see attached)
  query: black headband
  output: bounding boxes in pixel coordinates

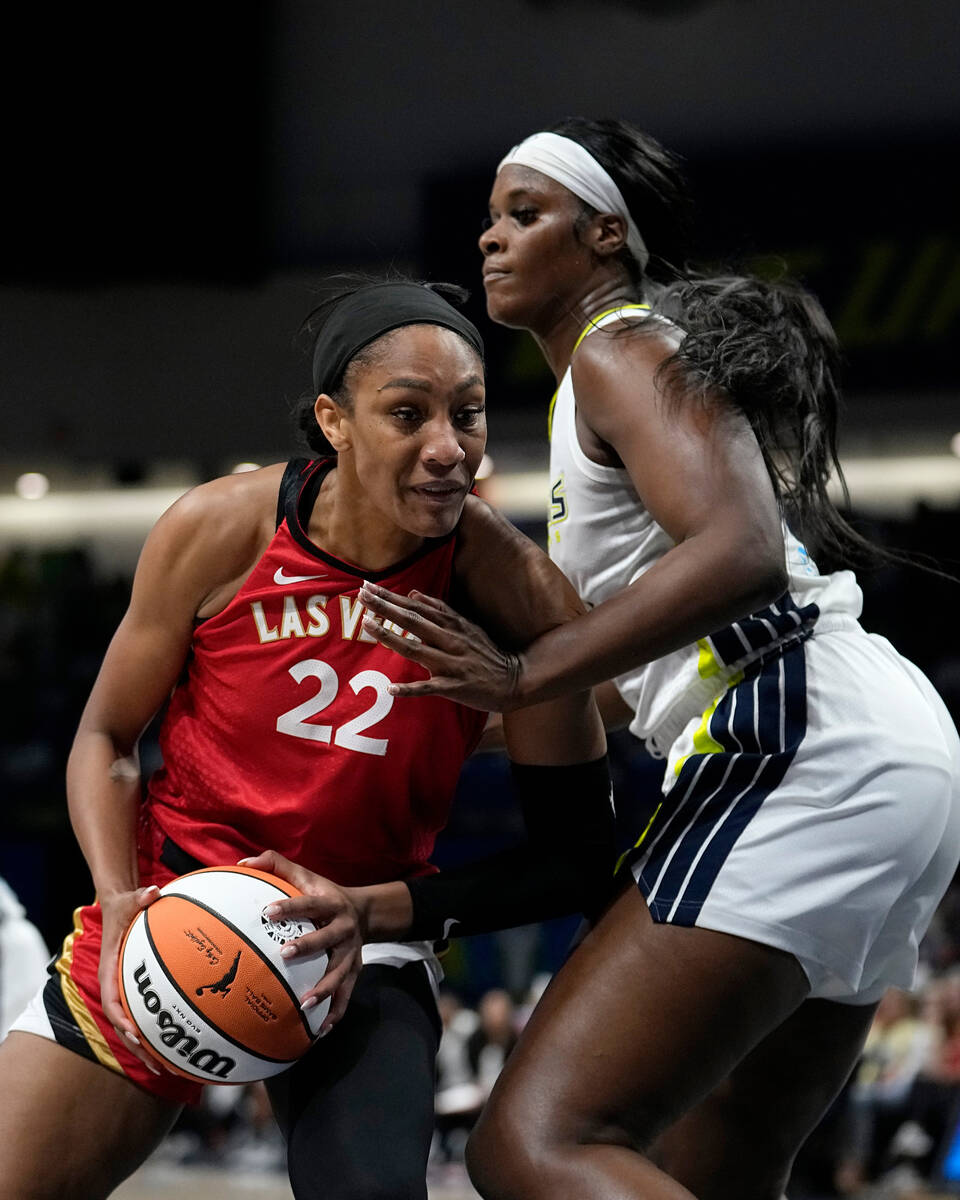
[311,282,484,395]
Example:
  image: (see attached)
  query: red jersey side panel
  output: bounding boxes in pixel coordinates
[145,460,486,885]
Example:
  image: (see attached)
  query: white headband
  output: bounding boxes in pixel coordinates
[497,131,649,273]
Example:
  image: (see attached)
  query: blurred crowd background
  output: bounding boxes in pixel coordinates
[2,3,958,1196]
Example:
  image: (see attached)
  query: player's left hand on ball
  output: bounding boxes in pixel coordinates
[358,581,522,713]
[239,850,363,1035]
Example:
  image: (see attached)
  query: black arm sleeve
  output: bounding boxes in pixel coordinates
[404,755,615,940]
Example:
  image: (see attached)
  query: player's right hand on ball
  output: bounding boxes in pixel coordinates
[239,850,363,1037]
[98,885,164,1075]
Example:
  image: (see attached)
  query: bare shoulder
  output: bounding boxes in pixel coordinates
[141,463,286,618]
[154,464,281,558]
[572,314,681,399]
[569,314,729,455]
[454,495,585,648]
[455,492,535,558]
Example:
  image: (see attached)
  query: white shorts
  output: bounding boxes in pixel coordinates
[628,622,960,1005]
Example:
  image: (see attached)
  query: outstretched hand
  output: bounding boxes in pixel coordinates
[358,582,523,713]
[238,850,365,1036]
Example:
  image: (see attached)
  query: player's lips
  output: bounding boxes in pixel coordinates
[410,482,467,503]
[482,265,511,285]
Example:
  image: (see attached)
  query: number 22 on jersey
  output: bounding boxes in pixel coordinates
[276,658,395,757]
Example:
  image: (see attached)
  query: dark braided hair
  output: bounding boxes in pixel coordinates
[294,273,472,456]
[652,273,917,571]
[547,117,692,286]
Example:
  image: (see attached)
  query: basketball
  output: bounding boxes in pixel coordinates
[118,866,329,1085]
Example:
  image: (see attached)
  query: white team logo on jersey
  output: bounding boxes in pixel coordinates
[274,567,328,585]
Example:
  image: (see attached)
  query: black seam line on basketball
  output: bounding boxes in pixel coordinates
[141,909,303,1063]
[151,892,315,1043]
[144,899,314,1056]
[170,888,315,1041]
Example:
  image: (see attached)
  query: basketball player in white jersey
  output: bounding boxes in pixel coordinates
[360,119,960,1200]
[0,876,49,1041]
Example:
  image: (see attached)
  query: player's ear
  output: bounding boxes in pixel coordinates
[590,212,628,258]
[315,394,350,452]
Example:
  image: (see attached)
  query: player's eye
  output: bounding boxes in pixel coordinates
[512,207,538,226]
[391,407,422,426]
[456,406,485,428]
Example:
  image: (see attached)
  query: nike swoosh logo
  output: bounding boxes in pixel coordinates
[273,567,329,585]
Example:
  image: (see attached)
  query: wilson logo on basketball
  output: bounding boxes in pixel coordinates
[132,961,237,1079]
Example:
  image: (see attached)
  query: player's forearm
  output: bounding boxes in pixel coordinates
[350,757,616,944]
[66,728,142,898]
[401,756,615,941]
[402,843,610,940]
[517,531,787,707]
[346,880,414,942]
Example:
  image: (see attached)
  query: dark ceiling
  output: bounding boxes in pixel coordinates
[2,1,957,463]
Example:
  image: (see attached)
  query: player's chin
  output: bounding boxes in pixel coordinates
[483,289,531,330]
[405,490,467,537]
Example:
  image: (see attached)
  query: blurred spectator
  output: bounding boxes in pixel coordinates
[467,988,518,1102]
[434,989,483,1163]
[0,875,49,1040]
[879,972,960,1184]
[515,971,552,1033]
[493,922,542,1002]
[836,988,940,1193]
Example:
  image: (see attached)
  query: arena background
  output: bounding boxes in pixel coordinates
[2,4,959,1197]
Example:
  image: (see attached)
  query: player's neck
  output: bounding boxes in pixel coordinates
[532,276,641,381]
[308,464,423,572]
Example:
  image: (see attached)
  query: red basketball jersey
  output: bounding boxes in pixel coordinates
[145,459,487,885]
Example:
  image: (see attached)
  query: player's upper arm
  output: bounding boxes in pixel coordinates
[572,325,785,582]
[454,497,605,765]
[77,475,270,753]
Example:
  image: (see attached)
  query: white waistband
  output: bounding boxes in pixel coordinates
[642,615,860,758]
[362,940,442,993]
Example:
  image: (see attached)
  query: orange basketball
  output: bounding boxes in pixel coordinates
[118,866,329,1084]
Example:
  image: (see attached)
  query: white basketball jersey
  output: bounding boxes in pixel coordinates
[547,306,863,756]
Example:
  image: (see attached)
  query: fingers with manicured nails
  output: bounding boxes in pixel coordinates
[245,863,364,1035]
[386,677,447,699]
[99,886,166,1075]
[263,892,343,926]
[362,581,524,712]
[406,590,450,614]
[300,955,352,1008]
[237,849,307,887]
[320,972,359,1035]
[362,617,432,663]
[300,942,362,1035]
[277,914,358,960]
[359,586,458,645]
[101,978,162,1075]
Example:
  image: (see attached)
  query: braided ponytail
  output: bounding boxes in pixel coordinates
[653,274,886,569]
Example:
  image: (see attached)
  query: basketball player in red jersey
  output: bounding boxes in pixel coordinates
[0,279,614,1200]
